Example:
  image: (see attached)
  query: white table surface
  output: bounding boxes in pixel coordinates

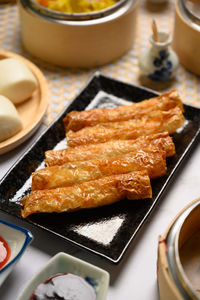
[0,123,199,300]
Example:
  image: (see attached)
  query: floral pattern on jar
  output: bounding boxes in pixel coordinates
[139,32,179,82]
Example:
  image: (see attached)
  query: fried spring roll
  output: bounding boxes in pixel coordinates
[64,90,184,132]
[45,132,175,167]
[21,171,152,218]
[66,107,185,147]
[32,149,166,190]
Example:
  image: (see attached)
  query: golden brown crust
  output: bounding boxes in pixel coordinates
[66,107,185,147]
[21,92,185,218]
[21,171,152,218]
[45,132,175,167]
[64,90,184,132]
[32,149,167,190]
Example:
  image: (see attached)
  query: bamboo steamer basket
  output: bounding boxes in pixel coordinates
[157,198,200,300]
[18,0,138,68]
[173,0,200,75]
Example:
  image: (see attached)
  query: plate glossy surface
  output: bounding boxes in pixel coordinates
[0,74,200,263]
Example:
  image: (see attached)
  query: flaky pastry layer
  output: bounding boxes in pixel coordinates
[45,132,175,167]
[32,149,166,190]
[64,90,184,132]
[21,171,152,218]
[66,107,185,147]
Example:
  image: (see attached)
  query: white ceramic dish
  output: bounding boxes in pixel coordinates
[0,219,33,286]
[17,252,110,300]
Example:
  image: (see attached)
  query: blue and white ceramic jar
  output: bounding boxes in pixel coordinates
[139,32,179,82]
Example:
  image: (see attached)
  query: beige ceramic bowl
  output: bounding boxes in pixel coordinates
[157,198,200,300]
[173,0,200,75]
[18,0,138,68]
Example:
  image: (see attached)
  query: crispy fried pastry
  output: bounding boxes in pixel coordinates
[32,149,166,190]
[66,107,185,147]
[21,171,152,218]
[64,90,184,132]
[45,132,175,167]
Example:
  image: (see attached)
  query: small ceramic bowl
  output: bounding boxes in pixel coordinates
[17,252,110,300]
[0,219,33,285]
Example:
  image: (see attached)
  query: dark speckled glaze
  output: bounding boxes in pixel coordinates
[0,73,200,263]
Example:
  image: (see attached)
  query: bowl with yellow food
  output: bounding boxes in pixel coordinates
[18,0,139,68]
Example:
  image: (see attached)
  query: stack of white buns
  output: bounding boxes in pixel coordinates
[0,58,38,142]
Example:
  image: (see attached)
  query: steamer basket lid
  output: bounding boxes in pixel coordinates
[22,0,131,21]
[182,0,200,25]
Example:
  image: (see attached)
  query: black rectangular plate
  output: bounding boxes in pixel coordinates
[0,73,200,263]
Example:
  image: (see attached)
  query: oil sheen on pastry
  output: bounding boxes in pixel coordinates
[32,149,167,190]
[66,107,185,147]
[45,132,175,167]
[21,171,152,218]
[64,90,183,132]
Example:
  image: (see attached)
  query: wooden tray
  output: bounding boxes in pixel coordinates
[0,49,49,155]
